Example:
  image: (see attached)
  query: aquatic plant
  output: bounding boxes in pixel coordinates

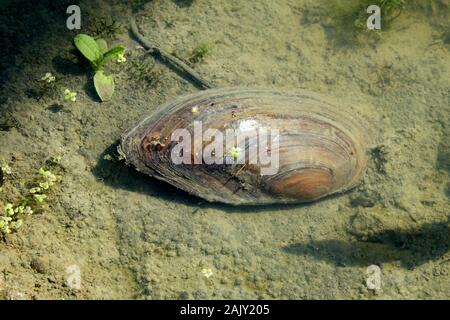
[1,204,17,235]
[0,202,31,235]
[27,71,61,101]
[0,161,11,191]
[73,33,125,102]
[0,161,61,237]
[191,106,199,114]
[64,89,77,102]
[188,42,213,63]
[34,194,47,203]
[1,162,12,175]
[378,0,405,18]
[228,147,241,160]
[41,72,56,83]
[102,154,112,161]
[201,268,213,278]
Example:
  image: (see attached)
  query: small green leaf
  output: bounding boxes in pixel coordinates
[94,71,114,102]
[74,34,102,63]
[102,45,125,64]
[96,38,108,54]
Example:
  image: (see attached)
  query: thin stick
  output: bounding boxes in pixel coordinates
[130,17,214,90]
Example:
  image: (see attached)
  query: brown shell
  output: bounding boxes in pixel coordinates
[119,88,368,205]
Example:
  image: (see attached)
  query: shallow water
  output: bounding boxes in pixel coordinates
[0,0,449,299]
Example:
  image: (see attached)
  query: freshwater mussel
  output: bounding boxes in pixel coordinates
[119,88,368,205]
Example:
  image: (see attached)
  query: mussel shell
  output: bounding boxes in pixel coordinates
[119,88,368,205]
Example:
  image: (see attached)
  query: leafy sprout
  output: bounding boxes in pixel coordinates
[228,147,241,160]
[64,89,77,102]
[73,34,125,102]
[188,42,213,63]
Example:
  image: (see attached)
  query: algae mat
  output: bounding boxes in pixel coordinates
[0,0,449,299]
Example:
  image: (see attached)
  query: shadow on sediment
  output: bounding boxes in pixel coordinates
[283,220,450,269]
[91,142,336,214]
[172,0,195,8]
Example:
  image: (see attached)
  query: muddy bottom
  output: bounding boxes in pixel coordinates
[0,0,449,299]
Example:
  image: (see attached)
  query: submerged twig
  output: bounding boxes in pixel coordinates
[130,17,214,90]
